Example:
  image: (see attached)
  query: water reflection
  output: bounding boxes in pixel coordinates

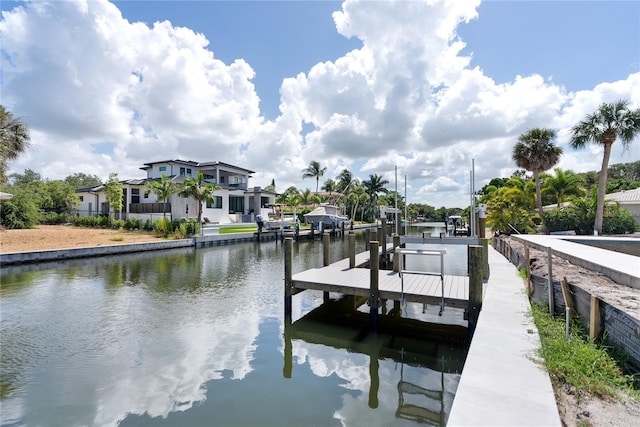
[1,235,466,426]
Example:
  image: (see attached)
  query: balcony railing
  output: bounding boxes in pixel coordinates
[129,202,171,214]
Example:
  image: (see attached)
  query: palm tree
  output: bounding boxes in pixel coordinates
[512,128,562,233]
[0,105,31,184]
[570,99,640,235]
[542,168,584,208]
[362,173,389,221]
[179,172,221,226]
[302,161,326,193]
[146,175,177,218]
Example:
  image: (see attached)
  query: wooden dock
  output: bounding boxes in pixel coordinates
[292,265,470,309]
[285,228,485,332]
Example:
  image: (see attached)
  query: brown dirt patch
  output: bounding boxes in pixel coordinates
[0,224,164,253]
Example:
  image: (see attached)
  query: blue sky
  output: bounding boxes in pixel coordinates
[1,0,639,208]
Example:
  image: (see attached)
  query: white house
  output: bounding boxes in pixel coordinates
[605,187,640,225]
[75,159,277,224]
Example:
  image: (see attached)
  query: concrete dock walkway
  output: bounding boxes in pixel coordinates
[447,246,561,426]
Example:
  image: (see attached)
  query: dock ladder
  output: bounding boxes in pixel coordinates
[395,247,447,315]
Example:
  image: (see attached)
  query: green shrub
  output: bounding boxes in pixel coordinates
[155,217,172,236]
[0,192,41,229]
[603,207,637,234]
[124,218,142,230]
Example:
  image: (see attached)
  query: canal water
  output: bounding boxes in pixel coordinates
[1,232,469,427]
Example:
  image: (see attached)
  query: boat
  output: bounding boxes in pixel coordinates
[447,215,468,236]
[265,205,298,230]
[304,204,351,228]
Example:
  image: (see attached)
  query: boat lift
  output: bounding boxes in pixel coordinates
[395,247,447,315]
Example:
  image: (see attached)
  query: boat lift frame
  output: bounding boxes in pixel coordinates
[395,248,447,315]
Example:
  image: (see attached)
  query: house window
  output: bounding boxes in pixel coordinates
[180,167,186,176]
[144,192,149,199]
[229,196,244,213]
[159,166,167,172]
[206,196,223,209]
[79,196,84,202]
[131,188,140,204]
[186,168,192,176]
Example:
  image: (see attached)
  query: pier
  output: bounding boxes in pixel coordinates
[284,230,485,334]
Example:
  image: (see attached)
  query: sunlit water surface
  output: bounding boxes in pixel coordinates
[1,231,468,427]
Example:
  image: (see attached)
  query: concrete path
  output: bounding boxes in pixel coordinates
[447,246,561,426]
[512,234,639,289]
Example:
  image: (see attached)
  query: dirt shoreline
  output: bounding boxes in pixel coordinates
[2,225,639,425]
[0,224,165,253]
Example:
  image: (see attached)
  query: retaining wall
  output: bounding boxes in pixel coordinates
[494,236,640,372]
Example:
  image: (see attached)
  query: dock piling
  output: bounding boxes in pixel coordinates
[284,237,293,323]
[349,231,356,268]
[392,234,400,272]
[323,232,330,302]
[468,245,483,336]
[369,241,380,330]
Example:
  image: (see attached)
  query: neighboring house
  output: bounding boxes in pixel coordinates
[542,187,640,225]
[605,187,640,225]
[75,159,277,224]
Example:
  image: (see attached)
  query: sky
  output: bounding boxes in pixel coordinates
[1,0,639,208]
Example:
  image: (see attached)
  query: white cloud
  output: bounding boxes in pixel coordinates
[1,0,638,207]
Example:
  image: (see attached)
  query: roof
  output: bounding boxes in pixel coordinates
[605,187,640,204]
[140,159,255,174]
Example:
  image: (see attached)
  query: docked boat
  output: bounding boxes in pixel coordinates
[447,215,468,236]
[304,204,350,228]
[265,205,298,230]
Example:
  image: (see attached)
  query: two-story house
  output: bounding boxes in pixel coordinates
[75,159,277,224]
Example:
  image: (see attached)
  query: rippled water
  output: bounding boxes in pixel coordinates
[1,233,468,427]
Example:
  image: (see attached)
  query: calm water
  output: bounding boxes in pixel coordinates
[1,232,468,427]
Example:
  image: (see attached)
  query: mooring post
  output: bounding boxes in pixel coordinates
[547,246,554,314]
[349,231,356,268]
[284,237,293,324]
[323,232,330,266]
[481,238,489,280]
[323,232,330,302]
[380,218,387,268]
[392,234,400,272]
[369,241,380,330]
[341,221,345,237]
[365,228,370,250]
[468,245,483,337]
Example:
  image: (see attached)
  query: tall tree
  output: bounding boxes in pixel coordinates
[146,175,177,218]
[570,99,640,234]
[0,105,31,184]
[104,173,123,219]
[302,161,326,193]
[179,172,221,226]
[512,128,562,233]
[64,173,103,189]
[362,173,389,220]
